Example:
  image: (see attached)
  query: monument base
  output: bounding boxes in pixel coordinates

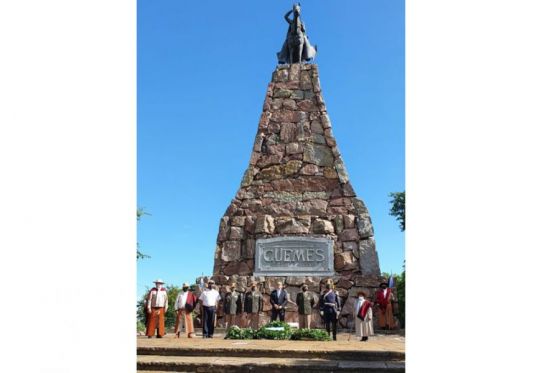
[196,273,399,330]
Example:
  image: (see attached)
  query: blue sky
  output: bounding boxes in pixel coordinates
[138,0,404,297]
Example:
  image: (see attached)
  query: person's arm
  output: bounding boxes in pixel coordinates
[146,290,152,313]
[284,10,293,24]
[281,293,289,308]
[259,294,263,312]
[164,292,169,312]
[174,293,180,311]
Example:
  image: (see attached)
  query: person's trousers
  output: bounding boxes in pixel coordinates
[202,306,216,337]
[377,303,396,329]
[271,308,285,322]
[298,314,312,329]
[247,313,260,329]
[174,309,195,337]
[146,307,165,337]
[224,314,241,329]
[324,311,338,340]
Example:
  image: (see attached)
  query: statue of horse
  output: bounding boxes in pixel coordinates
[277,3,317,64]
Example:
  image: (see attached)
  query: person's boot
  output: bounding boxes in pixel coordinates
[361,336,367,341]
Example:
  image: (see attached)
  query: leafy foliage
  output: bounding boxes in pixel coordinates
[290,328,331,341]
[255,321,293,340]
[225,326,256,340]
[389,191,405,231]
[137,207,151,260]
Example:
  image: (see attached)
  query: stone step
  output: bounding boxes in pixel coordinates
[137,355,405,372]
[138,345,403,361]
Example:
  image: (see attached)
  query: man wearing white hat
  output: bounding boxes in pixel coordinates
[146,279,168,338]
[174,282,197,338]
[198,280,221,338]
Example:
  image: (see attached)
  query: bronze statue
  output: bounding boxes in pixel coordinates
[277,3,317,64]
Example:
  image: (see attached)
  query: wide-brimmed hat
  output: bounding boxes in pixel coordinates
[182,282,189,288]
[379,282,389,287]
[250,281,258,286]
[153,279,165,284]
[208,280,215,285]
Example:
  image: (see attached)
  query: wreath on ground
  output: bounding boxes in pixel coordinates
[225,321,330,341]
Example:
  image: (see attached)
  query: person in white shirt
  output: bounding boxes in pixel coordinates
[146,278,168,338]
[198,280,221,338]
[174,282,197,338]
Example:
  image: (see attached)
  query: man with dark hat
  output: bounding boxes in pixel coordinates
[199,279,221,338]
[296,284,315,329]
[319,283,341,340]
[244,281,264,329]
[374,281,396,330]
[146,278,168,338]
[223,282,244,330]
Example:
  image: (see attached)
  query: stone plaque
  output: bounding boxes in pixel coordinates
[253,236,334,276]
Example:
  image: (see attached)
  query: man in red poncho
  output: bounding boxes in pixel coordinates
[374,282,396,330]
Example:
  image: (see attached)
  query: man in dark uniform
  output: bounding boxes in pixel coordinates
[223,282,244,330]
[320,282,341,340]
[270,281,289,322]
[296,284,316,328]
[244,281,264,329]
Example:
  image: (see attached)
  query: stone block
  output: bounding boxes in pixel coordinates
[243,239,256,259]
[334,159,349,183]
[217,216,229,241]
[285,142,303,154]
[310,119,323,134]
[312,218,335,234]
[339,228,360,241]
[359,238,380,275]
[300,164,319,175]
[221,241,241,261]
[282,99,297,110]
[303,143,334,166]
[284,160,302,175]
[356,214,374,238]
[323,167,338,179]
[229,226,244,240]
[255,215,275,234]
[353,275,380,287]
[240,167,254,187]
[343,214,355,228]
[334,251,358,271]
[280,122,297,142]
[273,88,292,98]
[275,216,310,234]
[231,216,245,227]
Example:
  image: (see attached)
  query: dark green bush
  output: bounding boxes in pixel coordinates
[225,326,255,340]
[290,328,331,341]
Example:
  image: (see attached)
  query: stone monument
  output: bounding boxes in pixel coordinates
[202,6,391,330]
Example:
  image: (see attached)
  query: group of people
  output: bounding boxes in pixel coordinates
[143,278,397,342]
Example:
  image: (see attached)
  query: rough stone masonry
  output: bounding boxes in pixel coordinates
[203,63,391,329]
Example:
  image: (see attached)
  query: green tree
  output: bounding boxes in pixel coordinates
[137,207,151,260]
[389,191,405,231]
